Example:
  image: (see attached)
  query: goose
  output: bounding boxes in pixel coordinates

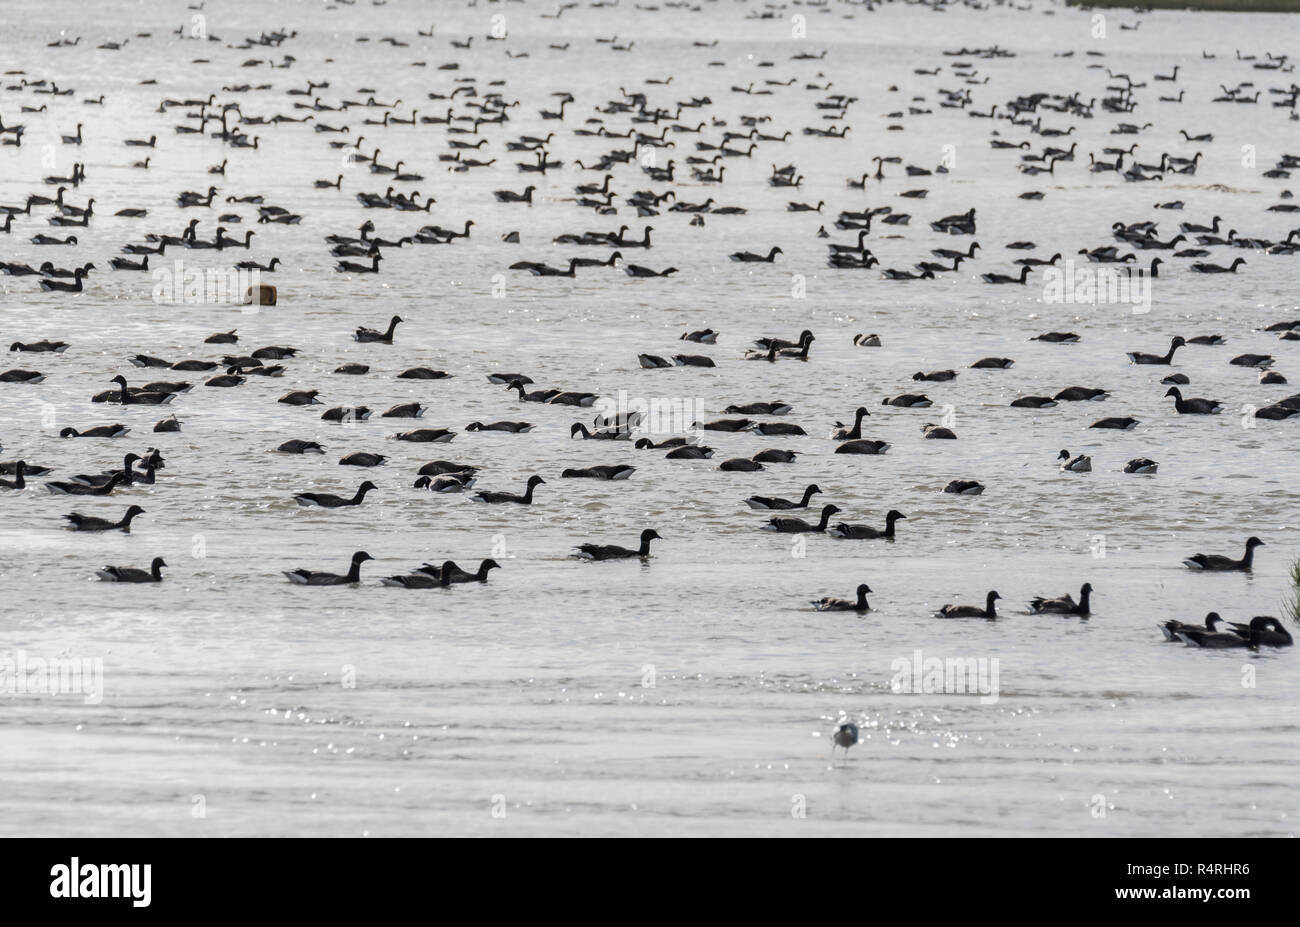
[882,394,932,408]
[980,266,1031,284]
[1158,611,1224,641]
[66,453,144,488]
[1183,537,1264,572]
[1190,258,1246,273]
[59,424,130,438]
[1229,353,1273,368]
[1225,616,1292,648]
[414,474,476,493]
[205,367,245,388]
[421,559,502,585]
[561,465,636,480]
[1059,450,1091,472]
[936,591,1000,619]
[681,329,718,343]
[336,254,382,274]
[1176,625,1263,649]
[340,453,387,468]
[379,564,453,589]
[103,375,174,404]
[913,370,957,382]
[1054,387,1107,402]
[1028,583,1092,615]
[96,557,166,583]
[64,505,145,533]
[574,529,661,561]
[853,334,881,347]
[466,421,534,433]
[1011,396,1058,409]
[472,475,546,504]
[729,246,782,263]
[398,367,451,380]
[828,510,906,540]
[725,402,792,416]
[624,264,676,277]
[283,551,374,585]
[9,340,69,353]
[812,584,872,613]
[665,445,713,459]
[0,461,27,490]
[719,458,763,472]
[278,440,325,454]
[1090,417,1139,430]
[1124,458,1159,474]
[45,473,124,496]
[382,403,425,419]
[494,185,536,203]
[761,504,840,534]
[393,429,454,443]
[39,268,89,292]
[279,390,321,406]
[943,480,984,495]
[745,484,821,511]
[416,461,478,478]
[570,423,629,441]
[1165,387,1221,414]
[1128,336,1185,365]
[294,481,377,508]
[752,422,805,437]
[355,316,402,343]
[0,369,45,383]
[970,357,1014,369]
[835,439,890,455]
[923,423,957,439]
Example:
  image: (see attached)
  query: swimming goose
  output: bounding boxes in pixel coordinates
[294,481,377,508]
[882,394,932,408]
[45,473,124,496]
[561,465,636,480]
[745,484,821,510]
[1176,625,1262,649]
[665,445,714,459]
[1124,458,1159,473]
[1090,417,1139,430]
[414,474,476,493]
[970,357,1014,369]
[379,563,453,589]
[729,246,782,263]
[340,453,386,468]
[1158,611,1224,641]
[827,510,906,540]
[322,406,372,422]
[283,551,374,585]
[422,559,502,584]
[913,370,956,382]
[570,423,629,441]
[981,266,1032,285]
[472,475,545,504]
[835,438,890,455]
[937,591,1000,619]
[944,480,985,495]
[1183,537,1264,572]
[393,428,454,443]
[278,440,325,454]
[279,390,321,406]
[1165,387,1221,414]
[1058,449,1091,472]
[0,369,46,383]
[1190,258,1246,274]
[831,407,870,440]
[466,421,534,433]
[762,504,840,534]
[725,402,792,416]
[1028,583,1092,615]
[102,375,174,404]
[1128,336,1185,365]
[9,340,69,353]
[355,315,402,343]
[681,329,718,343]
[1229,353,1273,368]
[574,528,661,561]
[812,584,872,613]
[60,424,130,438]
[1225,616,1292,648]
[64,505,145,533]
[96,557,166,583]
[382,403,424,419]
[0,461,27,490]
[1054,387,1107,402]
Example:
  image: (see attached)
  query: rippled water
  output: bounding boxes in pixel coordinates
[1,0,1298,836]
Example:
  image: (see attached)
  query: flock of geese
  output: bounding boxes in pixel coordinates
[1,0,1297,685]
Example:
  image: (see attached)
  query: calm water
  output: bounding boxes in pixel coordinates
[1,0,1298,836]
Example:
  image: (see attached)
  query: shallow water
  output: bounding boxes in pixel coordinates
[1,0,1298,836]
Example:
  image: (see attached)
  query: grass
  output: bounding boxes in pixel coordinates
[1067,0,1300,11]
[1286,557,1300,626]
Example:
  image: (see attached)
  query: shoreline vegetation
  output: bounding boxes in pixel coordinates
[1066,0,1300,11]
